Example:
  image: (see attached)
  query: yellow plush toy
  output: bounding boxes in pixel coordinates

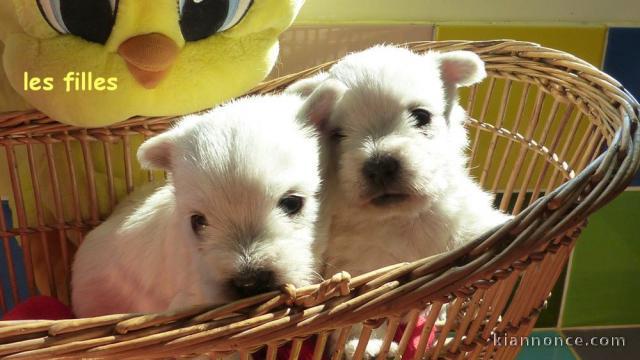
[0,0,304,126]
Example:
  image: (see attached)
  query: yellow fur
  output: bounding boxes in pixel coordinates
[0,0,304,126]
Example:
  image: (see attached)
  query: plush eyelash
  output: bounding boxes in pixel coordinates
[37,0,69,34]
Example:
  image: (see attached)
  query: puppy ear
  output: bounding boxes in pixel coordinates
[285,72,330,97]
[299,79,347,132]
[436,51,487,87]
[434,51,486,121]
[137,132,176,170]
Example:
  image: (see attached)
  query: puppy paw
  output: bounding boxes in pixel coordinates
[344,339,398,360]
[435,304,449,327]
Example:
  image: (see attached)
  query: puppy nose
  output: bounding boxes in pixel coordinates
[362,154,400,187]
[231,270,277,298]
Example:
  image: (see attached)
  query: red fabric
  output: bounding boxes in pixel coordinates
[276,338,317,360]
[394,315,437,360]
[2,296,75,321]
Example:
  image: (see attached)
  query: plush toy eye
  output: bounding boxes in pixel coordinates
[411,108,432,128]
[179,0,253,42]
[36,0,118,44]
[278,195,304,216]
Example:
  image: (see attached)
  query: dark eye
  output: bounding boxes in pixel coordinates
[330,128,346,141]
[37,0,118,44]
[411,108,432,128]
[190,213,207,234]
[179,0,253,42]
[278,195,304,216]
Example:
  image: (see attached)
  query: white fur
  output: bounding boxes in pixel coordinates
[288,46,510,359]
[72,94,322,317]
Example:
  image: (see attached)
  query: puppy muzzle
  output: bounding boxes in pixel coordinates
[362,154,400,188]
[229,269,277,298]
[361,154,411,206]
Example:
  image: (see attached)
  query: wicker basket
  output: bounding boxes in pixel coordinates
[0,40,638,360]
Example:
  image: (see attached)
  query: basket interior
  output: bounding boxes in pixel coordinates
[0,41,619,359]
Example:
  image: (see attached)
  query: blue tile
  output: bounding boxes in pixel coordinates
[605,28,640,99]
[516,330,577,360]
[0,200,29,313]
[604,27,640,186]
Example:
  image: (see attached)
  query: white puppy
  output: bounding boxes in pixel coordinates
[288,46,511,359]
[72,94,329,317]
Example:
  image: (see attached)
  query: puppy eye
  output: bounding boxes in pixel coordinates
[411,108,432,128]
[37,0,118,44]
[330,128,346,142]
[190,213,207,234]
[278,195,304,216]
[179,0,253,42]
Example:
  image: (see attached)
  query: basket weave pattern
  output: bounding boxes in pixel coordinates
[0,40,638,359]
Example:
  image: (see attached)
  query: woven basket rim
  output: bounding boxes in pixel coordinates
[0,39,638,359]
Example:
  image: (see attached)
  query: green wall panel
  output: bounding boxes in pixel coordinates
[562,191,640,327]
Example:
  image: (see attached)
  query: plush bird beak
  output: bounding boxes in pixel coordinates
[118,33,179,89]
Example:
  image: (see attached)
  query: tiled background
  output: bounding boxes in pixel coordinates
[286,2,640,358]
[0,1,637,359]
[434,25,640,333]
[445,24,640,360]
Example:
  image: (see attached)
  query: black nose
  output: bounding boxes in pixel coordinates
[362,154,400,187]
[230,270,277,298]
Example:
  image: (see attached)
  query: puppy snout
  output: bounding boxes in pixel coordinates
[362,154,400,187]
[230,269,277,298]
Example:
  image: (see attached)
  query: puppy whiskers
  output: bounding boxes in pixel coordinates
[310,270,325,283]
